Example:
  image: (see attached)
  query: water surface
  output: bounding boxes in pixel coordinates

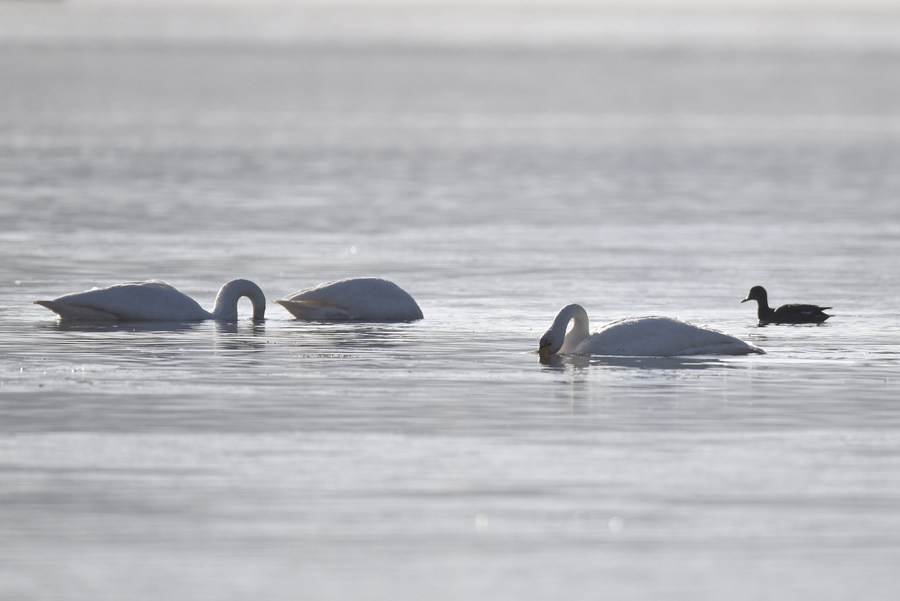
[1,2,900,600]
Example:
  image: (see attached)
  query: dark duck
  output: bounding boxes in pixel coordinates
[741,285,831,325]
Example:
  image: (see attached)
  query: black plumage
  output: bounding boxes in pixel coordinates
[741,285,831,325]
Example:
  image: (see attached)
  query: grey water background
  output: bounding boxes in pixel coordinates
[2,1,900,599]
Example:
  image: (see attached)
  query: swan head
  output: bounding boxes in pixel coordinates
[539,303,589,358]
[538,334,558,360]
[741,285,767,305]
[212,279,267,321]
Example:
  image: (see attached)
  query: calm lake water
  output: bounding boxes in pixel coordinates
[2,2,900,600]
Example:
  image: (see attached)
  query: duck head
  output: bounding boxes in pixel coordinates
[741,285,768,305]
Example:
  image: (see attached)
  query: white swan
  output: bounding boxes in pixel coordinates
[35,279,266,322]
[276,277,423,322]
[539,303,763,358]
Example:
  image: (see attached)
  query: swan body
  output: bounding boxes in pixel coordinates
[741,285,831,325]
[35,279,266,322]
[539,303,763,358]
[276,277,423,322]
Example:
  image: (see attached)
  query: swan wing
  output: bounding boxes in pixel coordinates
[36,281,210,322]
[582,316,763,356]
[34,300,121,321]
[281,278,423,321]
[275,299,351,321]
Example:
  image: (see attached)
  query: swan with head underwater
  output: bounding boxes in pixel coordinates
[276,277,423,322]
[539,303,764,359]
[35,279,266,322]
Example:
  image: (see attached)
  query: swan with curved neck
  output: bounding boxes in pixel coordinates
[539,303,763,358]
[35,279,266,322]
[276,277,423,322]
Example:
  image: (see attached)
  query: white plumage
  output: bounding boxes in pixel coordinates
[35,279,266,322]
[539,303,763,358]
[276,277,423,322]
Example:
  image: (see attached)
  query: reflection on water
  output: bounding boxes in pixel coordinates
[281,321,424,351]
[48,320,206,334]
[213,321,268,361]
[540,352,733,371]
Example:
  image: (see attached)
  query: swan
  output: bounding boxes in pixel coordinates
[275,277,423,321]
[539,303,763,359]
[741,285,831,325]
[35,279,266,322]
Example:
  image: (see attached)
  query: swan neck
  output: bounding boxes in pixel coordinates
[211,279,267,321]
[558,303,590,352]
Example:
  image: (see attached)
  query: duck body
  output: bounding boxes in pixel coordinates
[276,277,423,322]
[539,303,763,358]
[741,285,831,325]
[35,279,266,322]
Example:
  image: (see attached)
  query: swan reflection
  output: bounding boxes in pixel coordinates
[214,321,267,354]
[281,320,421,352]
[47,320,206,334]
[540,352,730,371]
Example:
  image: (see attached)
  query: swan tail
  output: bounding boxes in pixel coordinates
[275,299,351,321]
[34,300,63,314]
[727,343,765,355]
